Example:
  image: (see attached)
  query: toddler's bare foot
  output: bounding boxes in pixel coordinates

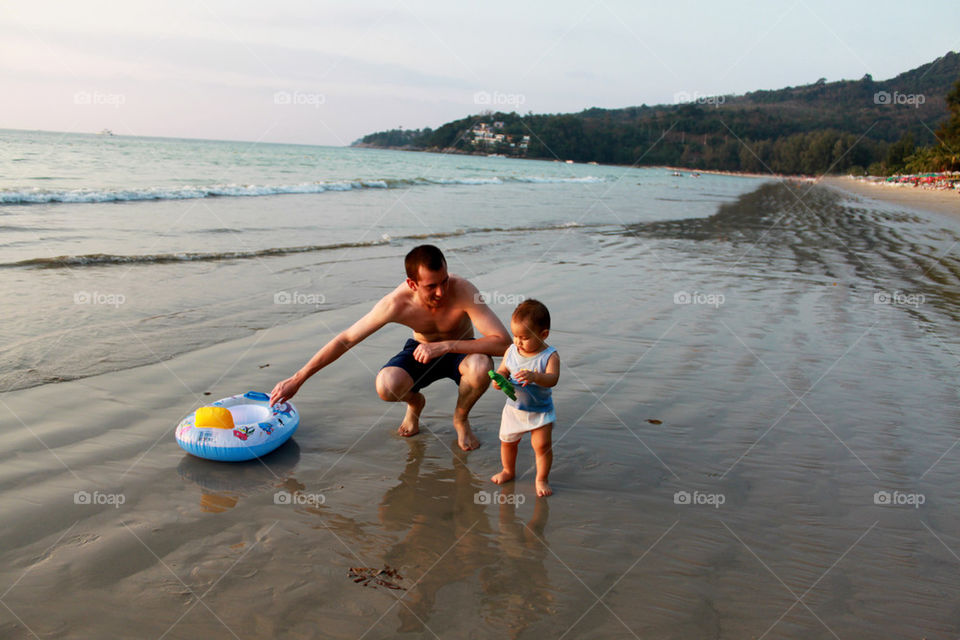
[491,470,515,484]
[536,480,553,497]
[453,415,480,451]
[397,392,425,437]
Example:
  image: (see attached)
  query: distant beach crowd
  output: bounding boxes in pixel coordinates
[854,171,960,194]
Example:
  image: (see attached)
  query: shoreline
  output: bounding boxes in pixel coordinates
[350,145,786,179]
[660,165,795,180]
[819,175,960,219]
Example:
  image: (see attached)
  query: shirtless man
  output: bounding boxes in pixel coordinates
[269,245,510,451]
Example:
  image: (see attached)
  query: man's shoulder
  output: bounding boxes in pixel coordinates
[370,282,410,315]
[449,274,480,304]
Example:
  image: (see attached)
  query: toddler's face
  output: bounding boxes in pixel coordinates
[510,318,548,356]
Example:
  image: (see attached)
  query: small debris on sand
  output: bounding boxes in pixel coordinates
[348,565,406,590]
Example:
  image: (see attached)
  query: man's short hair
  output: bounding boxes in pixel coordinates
[512,299,550,332]
[405,244,447,281]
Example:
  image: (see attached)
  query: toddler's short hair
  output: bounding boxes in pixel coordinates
[512,299,550,332]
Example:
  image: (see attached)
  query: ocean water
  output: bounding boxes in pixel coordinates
[0,129,760,392]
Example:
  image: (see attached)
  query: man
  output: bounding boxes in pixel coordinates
[269,245,510,451]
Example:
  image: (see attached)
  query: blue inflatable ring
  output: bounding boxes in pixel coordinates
[175,391,299,461]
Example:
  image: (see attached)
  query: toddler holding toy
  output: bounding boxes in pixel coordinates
[491,299,559,497]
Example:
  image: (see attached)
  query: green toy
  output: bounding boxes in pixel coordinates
[488,370,516,401]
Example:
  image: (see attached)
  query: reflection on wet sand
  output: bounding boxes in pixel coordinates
[479,497,553,639]
[325,439,556,637]
[179,435,559,636]
[176,439,301,512]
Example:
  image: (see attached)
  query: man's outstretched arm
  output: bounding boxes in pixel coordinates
[269,299,390,405]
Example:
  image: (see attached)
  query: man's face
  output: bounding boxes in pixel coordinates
[409,265,449,309]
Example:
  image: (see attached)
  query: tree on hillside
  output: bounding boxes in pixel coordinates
[885,133,915,174]
[906,78,960,172]
[933,79,960,170]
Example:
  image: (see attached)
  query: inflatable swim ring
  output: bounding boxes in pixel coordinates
[175,391,299,461]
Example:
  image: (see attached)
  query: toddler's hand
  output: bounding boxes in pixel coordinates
[514,369,534,386]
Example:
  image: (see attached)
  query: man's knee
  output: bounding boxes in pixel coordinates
[459,353,493,383]
[376,367,414,401]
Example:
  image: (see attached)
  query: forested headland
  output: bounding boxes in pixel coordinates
[355,52,960,176]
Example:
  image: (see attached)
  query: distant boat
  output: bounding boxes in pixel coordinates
[671,171,683,177]
[98,129,115,136]
[565,159,574,164]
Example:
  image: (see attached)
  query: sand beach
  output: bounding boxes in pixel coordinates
[3,134,960,638]
[821,175,960,219]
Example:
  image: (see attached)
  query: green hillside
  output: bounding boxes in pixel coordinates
[355,51,960,175]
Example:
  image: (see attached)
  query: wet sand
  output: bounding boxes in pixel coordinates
[0,258,664,639]
[4,183,960,638]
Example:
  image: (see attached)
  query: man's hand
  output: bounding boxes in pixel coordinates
[412,341,449,364]
[270,376,303,406]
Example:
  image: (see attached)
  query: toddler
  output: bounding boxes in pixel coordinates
[491,299,559,497]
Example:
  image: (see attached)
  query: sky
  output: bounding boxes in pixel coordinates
[1,0,958,146]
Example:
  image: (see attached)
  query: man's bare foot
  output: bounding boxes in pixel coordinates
[536,480,553,497]
[491,470,515,484]
[452,415,480,451]
[397,392,425,437]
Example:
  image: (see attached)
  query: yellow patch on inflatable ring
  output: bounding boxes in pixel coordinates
[195,406,235,429]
